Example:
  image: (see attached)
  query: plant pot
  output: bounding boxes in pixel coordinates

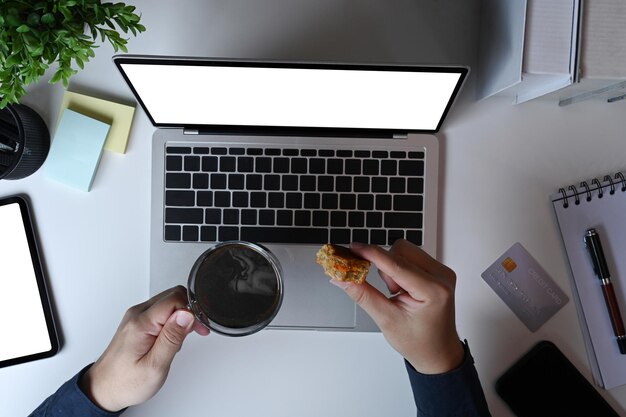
[0,104,50,180]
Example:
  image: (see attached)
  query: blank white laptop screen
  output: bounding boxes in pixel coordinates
[118,61,465,131]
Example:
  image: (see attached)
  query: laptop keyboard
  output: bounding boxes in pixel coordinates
[163,145,425,246]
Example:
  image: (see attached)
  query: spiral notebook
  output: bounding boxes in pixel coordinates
[552,171,626,389]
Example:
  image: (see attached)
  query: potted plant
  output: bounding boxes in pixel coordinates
[0,0,146,180]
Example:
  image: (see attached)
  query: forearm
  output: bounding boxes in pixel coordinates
[405,341,491,417]
[28,365,126,417]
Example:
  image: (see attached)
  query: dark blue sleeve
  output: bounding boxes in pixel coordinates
[405,340,491,417]
[28,365,125,417]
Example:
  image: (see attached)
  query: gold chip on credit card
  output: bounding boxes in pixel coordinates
[502,257,517,272]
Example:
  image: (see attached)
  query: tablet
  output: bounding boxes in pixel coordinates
[0,196,59,368]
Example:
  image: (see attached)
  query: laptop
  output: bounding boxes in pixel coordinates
[113,55,467,332]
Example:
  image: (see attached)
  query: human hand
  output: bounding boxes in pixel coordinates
[80,286,210,412]
[331,240,464,374]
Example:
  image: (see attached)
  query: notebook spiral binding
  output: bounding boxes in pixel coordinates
[558,171,626,208]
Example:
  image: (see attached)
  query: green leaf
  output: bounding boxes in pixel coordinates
[50,69,63,84]
[41,13,56,25]
[6,53,22,66]
[27,13,41,26]
[16,25,31,33]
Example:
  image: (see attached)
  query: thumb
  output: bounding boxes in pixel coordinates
[150,310,194,369]
[331,280,395,330]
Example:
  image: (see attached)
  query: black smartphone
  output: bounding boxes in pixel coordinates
[496,340,619,417]
[0,195,59,368]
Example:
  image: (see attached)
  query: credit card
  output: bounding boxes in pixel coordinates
[481,242,569,332]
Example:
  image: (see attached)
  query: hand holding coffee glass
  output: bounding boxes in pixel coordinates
[187,241,283,336]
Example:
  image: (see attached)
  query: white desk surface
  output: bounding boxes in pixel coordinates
[3,1,626,416]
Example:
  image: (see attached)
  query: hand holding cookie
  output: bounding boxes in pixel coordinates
[328,240,464,375]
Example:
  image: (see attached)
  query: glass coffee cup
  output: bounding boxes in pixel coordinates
[187,241,283,336]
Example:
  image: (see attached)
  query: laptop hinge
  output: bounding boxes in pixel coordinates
[393,133,408,139]
[184,128,199,135]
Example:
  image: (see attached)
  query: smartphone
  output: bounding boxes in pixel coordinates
[496,340,619,417]
[0,195,59,368]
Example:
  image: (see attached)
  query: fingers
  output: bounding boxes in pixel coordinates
[389,240,455,285]
[133,286,209,337]
[331,280,397,330]
[148,310,195,370]
[349,242,434,299]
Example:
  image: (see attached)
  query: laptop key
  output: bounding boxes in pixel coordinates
[211,147,227,155]
[197,191,213,207]
[223,209,239,225]
[371,177,387,193]
[165,208,203,224]
[362,159,379,175]
[268,192,284,208]
[309,158,325,174]
[385,212,423,228]
[166,156,182,171]
[352,229,368,243]
[210,174,227,189]
[241,227,328,244]
[291,158,307,174]
[381,160,397,175]
[406,230,423,245]
[304,193,320,209]
[282,175,298,191]
[312,211,329,227]
[250,192,267,208]
[399,160,424,176]
[294,210,310,226]
[205,209,221,224]
[193,173,209,189]
[264,175,280,190]
[246,175,263,190]
[229,147,245,155]
[202,156,218,172]
[167,146,191,154]
[345,159,361,175]
[321,194,338,210]
[241,209,257,225]
[388,230,405,245]
[182,226,199,242]
[370,229,387,245]
[276,210,293,226]
[166,173,191,189]
[394,195,423,211]
[247,148,263,155]
[214,191,230,207]
[274,157,290,173]
[228,174,245,190]
[164,225,181,241]
[259,210,275,225]
[238,156,254,172]
[330,229,351,244]
[220,156,236,172]
[185,156,200,171]
[354,177,369,193]
[232,192,249,208]
[318,176,333,191]
[336,176,351,192]
[256,157,272,173]
[286,193,302,209]
[348,212,365,228]
[407,178,424,194]
[201,226,217,241]
[300,176,316,191]
[218,226,239,241]
[166,190,195,207]
[357,195,374,211]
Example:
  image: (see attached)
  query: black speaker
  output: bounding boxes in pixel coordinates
[0,104,50,180]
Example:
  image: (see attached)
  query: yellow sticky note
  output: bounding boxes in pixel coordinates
[58,91,135,154]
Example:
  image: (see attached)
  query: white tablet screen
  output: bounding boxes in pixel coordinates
[0,202,53,363]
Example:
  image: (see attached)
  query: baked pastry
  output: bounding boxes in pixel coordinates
[316,244,370,284]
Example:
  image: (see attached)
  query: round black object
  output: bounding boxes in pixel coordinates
[0,104,50,180]
[188,241,284,336]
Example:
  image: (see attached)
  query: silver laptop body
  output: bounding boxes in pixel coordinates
[114,55,467,332]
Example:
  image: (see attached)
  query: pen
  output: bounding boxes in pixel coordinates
[584,228,626,354]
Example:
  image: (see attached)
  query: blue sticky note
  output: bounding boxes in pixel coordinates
[45,109,110,191]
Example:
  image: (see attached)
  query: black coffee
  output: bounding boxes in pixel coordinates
[194,245,280,329]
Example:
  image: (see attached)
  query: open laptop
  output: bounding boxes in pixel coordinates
[113,55,467,332]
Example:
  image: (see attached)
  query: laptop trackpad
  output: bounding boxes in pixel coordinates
[269,246,357,329]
